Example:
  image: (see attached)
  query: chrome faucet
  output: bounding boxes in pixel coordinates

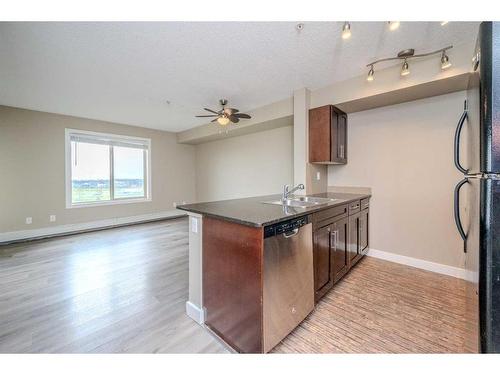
[282,183,305,202]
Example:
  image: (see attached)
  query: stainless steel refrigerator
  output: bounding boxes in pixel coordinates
[454,21,500,353]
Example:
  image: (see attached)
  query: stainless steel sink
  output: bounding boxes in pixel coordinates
[262,196,342,208]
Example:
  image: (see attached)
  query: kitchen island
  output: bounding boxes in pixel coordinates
[178,191,370,353]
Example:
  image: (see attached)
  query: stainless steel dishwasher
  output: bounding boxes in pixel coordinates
[263,215,314,352]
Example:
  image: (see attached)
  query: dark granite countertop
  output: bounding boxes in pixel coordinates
[177,192,371,227]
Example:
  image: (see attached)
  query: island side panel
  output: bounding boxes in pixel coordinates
[202,216,264,353]
[186,213,204,324]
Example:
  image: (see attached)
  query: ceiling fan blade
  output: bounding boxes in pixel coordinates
[195,115,218,117]
[229,115,240,123]
[234,113,251,119]
[223,108,240,115]
[204,108,219,114]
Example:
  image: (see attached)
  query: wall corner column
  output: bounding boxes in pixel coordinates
[293,88,328,194]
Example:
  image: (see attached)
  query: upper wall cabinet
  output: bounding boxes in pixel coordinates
[309,105,347,164]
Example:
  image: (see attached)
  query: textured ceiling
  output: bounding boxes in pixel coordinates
[0,22,479,132]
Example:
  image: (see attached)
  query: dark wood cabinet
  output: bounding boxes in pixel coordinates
[332,217,349,282]
[359,208,369,253]
[203,216,264,353]
[313,198,370,303]
[312,207,349,302]
[348,212,362,266]
[348,202,370,268]
[309,105,347,164]
[335,112,347,163]
[313,223,334,300]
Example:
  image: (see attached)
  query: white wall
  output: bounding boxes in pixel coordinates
[195,126,293,202]
[328,91,466,268]
[0,105,196,234]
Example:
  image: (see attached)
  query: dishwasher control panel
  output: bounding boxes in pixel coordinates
[264,216,308,238]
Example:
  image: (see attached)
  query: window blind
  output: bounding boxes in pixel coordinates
[69,132,149,150]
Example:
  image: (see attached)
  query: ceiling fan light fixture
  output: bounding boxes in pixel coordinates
[342,22,351,39]
[196,99,251,128]
[217,116,231,126]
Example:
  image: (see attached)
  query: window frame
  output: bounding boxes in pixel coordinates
[65,128,152,209]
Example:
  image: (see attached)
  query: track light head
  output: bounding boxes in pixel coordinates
[388,21,400,31]
[441,52,452,69]
[440,21,449,26]
[401,59,410,76]
[342,22,351,39]
[367,66,374,82]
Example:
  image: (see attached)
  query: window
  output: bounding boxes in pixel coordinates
[65,129,151,208]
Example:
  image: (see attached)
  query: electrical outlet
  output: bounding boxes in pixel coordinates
[191,217,198,233]
[182,201,186,205]
[173,202,177,208]
[25,217,32,225]
[316,171,321,181]
[49,215,56,222]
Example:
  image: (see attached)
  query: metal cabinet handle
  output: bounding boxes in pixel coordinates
[351,204,360,209]
[454,101,469,174]
[454,178,469,252]
[330,229,338,250]
[283,228,299,238]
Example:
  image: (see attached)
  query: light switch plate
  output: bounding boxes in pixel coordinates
[49,215,56,222]
[25,217,32,225]
[316,171,321,181]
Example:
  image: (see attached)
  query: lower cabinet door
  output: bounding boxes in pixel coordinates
[313,224,334,301]
[332,217,348,282]
[348,212,361,265]
[359,208,369,254]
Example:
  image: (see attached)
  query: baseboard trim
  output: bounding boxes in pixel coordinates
[366,248,467,280]
[0,210,186,244]
[186,301,205,324]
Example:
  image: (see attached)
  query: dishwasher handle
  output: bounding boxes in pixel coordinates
[283,228,299,238]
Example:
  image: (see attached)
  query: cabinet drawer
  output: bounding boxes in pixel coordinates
[361,198,370,211]
[348,200,361,215]
[313,204,347,225]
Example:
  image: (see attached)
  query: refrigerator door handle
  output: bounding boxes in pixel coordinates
[454,101,469,174]
[454,177,469,252]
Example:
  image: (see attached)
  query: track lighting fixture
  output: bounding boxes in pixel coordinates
[441,21,449,26]
[441,51,452,69]
[401,59,410,76]
[388,21,400,31]
[367,65,374,81]
[366,46,453,81]
[342,22,351,39]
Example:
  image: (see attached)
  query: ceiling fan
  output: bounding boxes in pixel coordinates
[195,99,251,126]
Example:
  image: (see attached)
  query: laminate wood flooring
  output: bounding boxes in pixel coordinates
[0,218,473,353]
[273,256,474,353]
[0,218,227,353]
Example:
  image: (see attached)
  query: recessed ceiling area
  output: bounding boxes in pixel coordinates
[0,21,479,132]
